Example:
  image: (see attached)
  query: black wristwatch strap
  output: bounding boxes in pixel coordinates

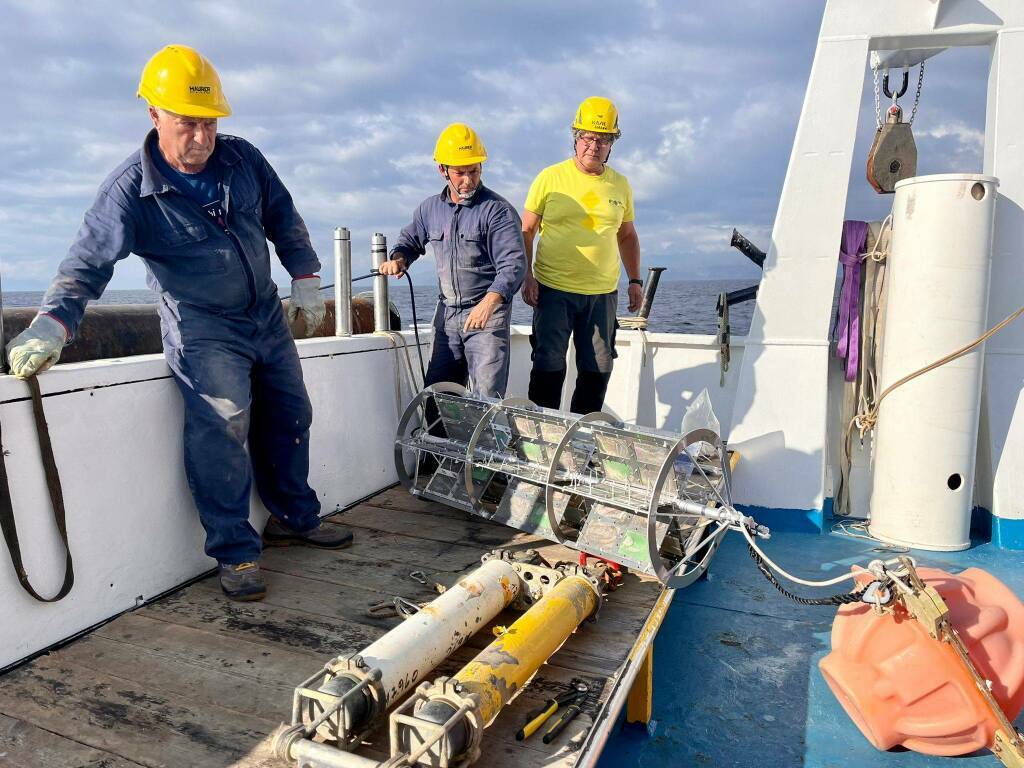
[628,278,643,286]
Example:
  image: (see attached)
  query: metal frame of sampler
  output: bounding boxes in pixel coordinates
[394,383,742,589]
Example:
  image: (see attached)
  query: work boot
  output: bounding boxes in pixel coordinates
[218,562,267,602]
[262,518,354,549]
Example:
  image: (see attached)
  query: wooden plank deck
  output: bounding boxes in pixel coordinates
[0,486,662,768]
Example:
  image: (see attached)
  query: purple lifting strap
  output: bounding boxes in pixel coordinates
[836,220,868,382]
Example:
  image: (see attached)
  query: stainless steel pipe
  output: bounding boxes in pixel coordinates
[334,227,352,337]
[276,728,381,768]
[371,233,389,332]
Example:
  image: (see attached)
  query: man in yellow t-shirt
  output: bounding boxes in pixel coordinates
[521,96,643,414]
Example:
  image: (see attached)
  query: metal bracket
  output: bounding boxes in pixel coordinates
[483,549,604,613]
[388,677,484,768]
[289,655,385,750]
[994,729,1024,768]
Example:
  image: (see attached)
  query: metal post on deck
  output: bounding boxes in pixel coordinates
[638,266,666,320]
[334,227,352,337]
[371,232,389,332]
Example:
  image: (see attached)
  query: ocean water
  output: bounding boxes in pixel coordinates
[3,278,756,336]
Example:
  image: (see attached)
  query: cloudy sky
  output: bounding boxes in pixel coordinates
[0,0,990,292]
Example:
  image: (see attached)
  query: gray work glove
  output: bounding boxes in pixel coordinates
[287,276,327,337]
[6,314,67,378]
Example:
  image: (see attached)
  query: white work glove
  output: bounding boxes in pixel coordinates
[287,276,327,338]
[6,314,67,379]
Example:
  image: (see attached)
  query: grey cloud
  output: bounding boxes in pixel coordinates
[0,1,991,291]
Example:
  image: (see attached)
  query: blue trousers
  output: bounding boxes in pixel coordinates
[425,301,511,398]
[163,301,320,564]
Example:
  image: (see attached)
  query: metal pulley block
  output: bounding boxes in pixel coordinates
[867,104,918,194]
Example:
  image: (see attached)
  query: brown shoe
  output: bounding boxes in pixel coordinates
[262,518,354,549]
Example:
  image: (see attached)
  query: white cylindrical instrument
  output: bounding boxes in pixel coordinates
[869,173,999,550]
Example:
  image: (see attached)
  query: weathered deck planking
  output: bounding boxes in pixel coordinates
[0,712,146,768]
[0,487,662,768]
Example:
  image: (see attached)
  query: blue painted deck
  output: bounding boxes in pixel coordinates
[597,529,1024,768]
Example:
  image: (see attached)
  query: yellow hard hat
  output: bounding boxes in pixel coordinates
[572,96,620,135]
[137,45,232,118]
[433,123,487,166]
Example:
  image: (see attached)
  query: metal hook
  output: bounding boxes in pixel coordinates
[882,69,909,101]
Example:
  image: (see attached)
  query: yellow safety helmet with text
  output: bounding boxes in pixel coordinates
[433,123,487,167]
[572,96,620,135]
[137,45,232,118]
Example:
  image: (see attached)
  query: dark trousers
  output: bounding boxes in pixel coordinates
[164,302,320,565]
[528,283,617,414]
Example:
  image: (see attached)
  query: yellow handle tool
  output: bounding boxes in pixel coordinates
[515,699,559,741]
[543,702,583,744]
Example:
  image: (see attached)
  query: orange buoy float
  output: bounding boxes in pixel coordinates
[819,567,1024,756]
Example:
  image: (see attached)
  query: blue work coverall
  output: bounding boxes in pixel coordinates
[40,129,321,565]
[391,185,526,397]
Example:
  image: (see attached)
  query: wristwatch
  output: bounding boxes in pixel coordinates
[628,278,643,286]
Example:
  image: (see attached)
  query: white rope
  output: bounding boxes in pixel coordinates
[830,518,909,552]
[740,524,868,588]
[375,331,422,417]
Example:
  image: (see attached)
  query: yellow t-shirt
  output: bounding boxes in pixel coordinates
[524,158,634,294]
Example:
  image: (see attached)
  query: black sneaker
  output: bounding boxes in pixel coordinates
[218,562,267,602]
[262,518,354,549]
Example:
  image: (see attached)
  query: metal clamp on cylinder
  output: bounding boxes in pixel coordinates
[289,657,385,750]
[390,678,485,768]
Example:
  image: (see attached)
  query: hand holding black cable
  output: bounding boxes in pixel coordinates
[282,265,426,383]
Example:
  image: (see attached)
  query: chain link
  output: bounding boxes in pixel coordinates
[873,65,881,128]
[909,61,925,124]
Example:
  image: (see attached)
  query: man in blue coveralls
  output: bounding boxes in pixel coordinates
[4,45,352,601]
[379,124,526,397]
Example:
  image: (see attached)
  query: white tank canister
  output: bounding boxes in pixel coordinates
[868,174,998,551]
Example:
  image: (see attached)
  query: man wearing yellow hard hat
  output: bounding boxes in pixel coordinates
[521,97,643,414]
[379,124,526,397]
[5,45,351,601]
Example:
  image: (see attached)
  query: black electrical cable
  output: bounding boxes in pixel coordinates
[747,543,868,606]
[400,270,427,383]
[282,270,426,383]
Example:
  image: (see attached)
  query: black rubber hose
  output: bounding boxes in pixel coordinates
[747,543,868,606]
